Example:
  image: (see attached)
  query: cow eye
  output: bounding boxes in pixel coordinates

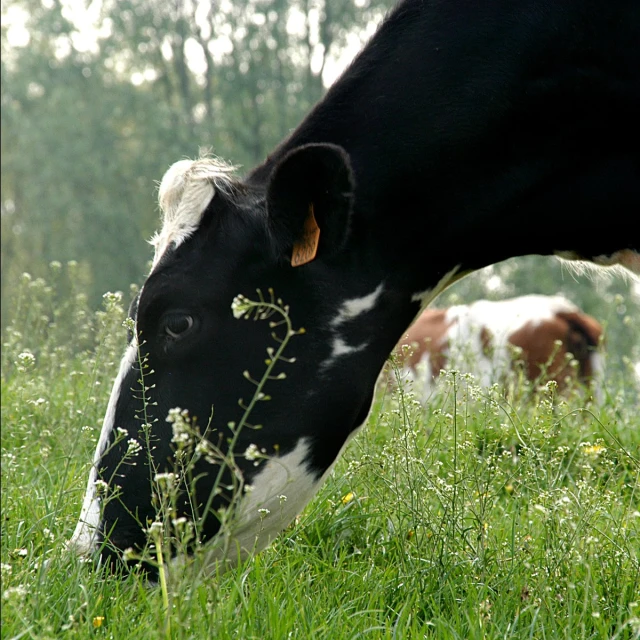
[162,313,194,339]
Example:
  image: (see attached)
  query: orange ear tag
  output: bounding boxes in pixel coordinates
[291,203,321,267]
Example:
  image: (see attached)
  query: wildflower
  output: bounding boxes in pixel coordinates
[582,444,606,457]
[243,443,260,461]
[278,494,287,504]
[147,521,164,536]
[116,427,128,438]
[154,472,176,488]
[195,440,214,460]
[126,438,142,457]
[93,616,105,628]
[258,508,270,517]
[341,492,355,505]
[102,291,122,304]
[122,548,138,562]
[16,351,36,369]
[171,517,188,529]
[94,479,109,497]
[167,407,192,445]
[2,586,27,601]
[1,563,11,576]
[231,294,252,319]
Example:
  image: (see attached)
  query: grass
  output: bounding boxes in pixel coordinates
[2,265,639,639]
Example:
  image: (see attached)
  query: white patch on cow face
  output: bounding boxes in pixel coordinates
[151,157,237,269]
[213,438,320,563]
[192,425,369,576]
[320,284,384,371]
[329,336,367,359]
[68,340,139,556]
[411,265,461,313]
[331,283,384,327]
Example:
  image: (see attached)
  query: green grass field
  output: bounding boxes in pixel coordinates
[2,268,639,639]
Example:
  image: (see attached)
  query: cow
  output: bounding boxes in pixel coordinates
[69,0,639,578]
[394,294,604,402]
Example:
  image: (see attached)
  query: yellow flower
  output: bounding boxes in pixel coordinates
[93,616,105,628]
[582,445,605,456]
[341,492,354,505]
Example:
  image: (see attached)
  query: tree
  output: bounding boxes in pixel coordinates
[2,0,394,321]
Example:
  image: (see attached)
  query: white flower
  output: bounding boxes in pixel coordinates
[231,294,251,319]
[243,443,261,461]
[171,517,188,528]
[167,407,192,445]
[154,472,176,488]
[102,291,123,304]
[122,547,138,562]
[16,351,36,369]
[195,441,213,457]
[126,438,142,456]
[147,521,164,536]
[94,479,109,497]
[2,586,27,601]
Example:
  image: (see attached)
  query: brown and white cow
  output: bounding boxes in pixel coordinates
[395,295,604,401]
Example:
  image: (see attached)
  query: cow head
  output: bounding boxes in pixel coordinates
[69,144,424,574]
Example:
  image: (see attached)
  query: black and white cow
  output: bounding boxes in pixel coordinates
[70,0,640,574]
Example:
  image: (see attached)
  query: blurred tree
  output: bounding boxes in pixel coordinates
[1,0,392,322]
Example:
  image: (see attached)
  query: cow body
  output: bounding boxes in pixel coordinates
[70,0,639,575]
[396,295,604,401]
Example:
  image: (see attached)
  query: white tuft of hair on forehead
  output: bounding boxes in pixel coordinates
[150,156,237,269]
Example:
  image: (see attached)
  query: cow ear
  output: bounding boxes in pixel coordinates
[266,143,355,266]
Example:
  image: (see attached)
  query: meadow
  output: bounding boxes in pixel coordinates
[2,264,639,639]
